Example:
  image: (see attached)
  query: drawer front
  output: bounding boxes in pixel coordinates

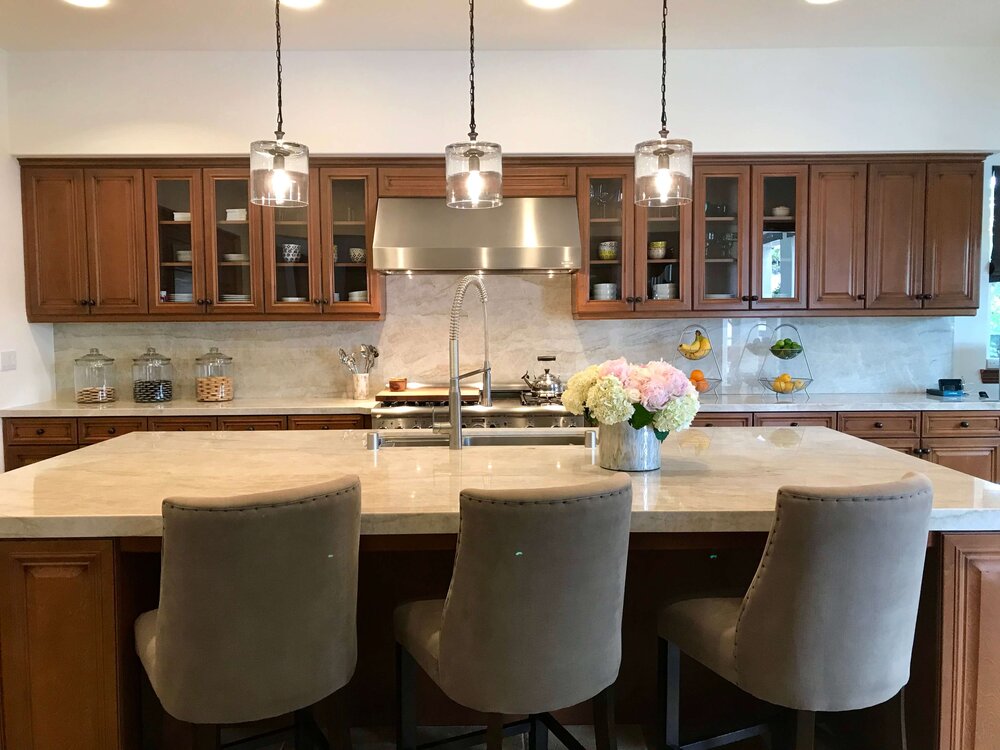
[838,411,921,438]
[78,417,148,444]
[753,412,836,429]
[147,417,218,432]
[3,445,79,472]
[691,414,752,428]
[3,418,78,445]
[288,415,367,431]
[866,438,921,456]
[922,412,1000,438]
[217,416,288,431]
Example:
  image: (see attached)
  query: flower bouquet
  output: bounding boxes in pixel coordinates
[562,357,700,471]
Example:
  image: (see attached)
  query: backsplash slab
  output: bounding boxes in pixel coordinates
[52,275,954,400]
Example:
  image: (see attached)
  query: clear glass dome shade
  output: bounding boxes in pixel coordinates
[634,138,693,207]
[445,141,503,209]
[250,140,309,207]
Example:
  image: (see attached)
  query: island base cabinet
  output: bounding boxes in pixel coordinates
[922,438,1000,483]
[0,540,121,750]
[941,534,1000,750]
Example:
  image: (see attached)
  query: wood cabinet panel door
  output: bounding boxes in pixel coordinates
[203,168,264,314]
[941,534,1000,750]
[808,164,867,309]
[0,540,121,750]
[84,169,147,314]
[263,169,322,314]
[692,165,751,311]
[3,445,79,472]
[865,163,925,310]
[750,164,808,311]
[145,169,206,315]
[923,162,983,309]
[922,438,1000,482]
[21,167,89,317]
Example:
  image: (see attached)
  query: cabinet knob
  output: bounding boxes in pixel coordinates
[857,294,866,301]
[178,427,186,431]
[313,299,323,305]
[740,295,751,302]
[704,423,714,427]
[322,298,330,305]
[107,427,117,435]
[88,299,96,306]
[35,428,45,436]
[321,425,330,430]
[923,294,934,301]
[874,422,884,429]
[960,421,970,428]
[247,426,255,431]
[196,298,206,305]
[80,299,90,306]
[790,422,799,427]
[205,299,214,305]
[750,295,760,302]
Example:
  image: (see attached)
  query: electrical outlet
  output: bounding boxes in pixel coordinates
[0,351,16,372]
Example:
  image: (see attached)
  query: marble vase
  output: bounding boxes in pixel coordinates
[598,421,662,472]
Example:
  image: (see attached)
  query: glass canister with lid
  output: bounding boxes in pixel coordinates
[74,348,117,404]
[132,347,174,403]
[195,347,235,402]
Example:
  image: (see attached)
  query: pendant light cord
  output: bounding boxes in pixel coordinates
[468,0,477,141]
[274,0,285,141]
[659,0,669,139]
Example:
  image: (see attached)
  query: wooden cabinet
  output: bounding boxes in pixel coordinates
[634,200,693,313]
[145,168,205,315]
[690,414,752,428]
[867,438,921,455]
[941,533,1000,750]
[750,165,808,311]
[692,165,751,311]
[147,417,218,431]
[3,445,79,471]
[752,412,836,428]
[217,416,288,431]
[865,163,926,310]
[922,439,1000,482]
[838,411,921,439]
[377,165,576,198]
[263,169,323,314]
[808,163,868,310]
[924,162,983,310]
[0,539,121,750]
[22,167,146,319]
[288,415,368,430]
[923,412,1000,438]
[203,168,264,314]
[77,418,148,444]
[3,418,77,445]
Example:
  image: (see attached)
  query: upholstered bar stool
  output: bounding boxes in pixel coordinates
[394,475,633,750]
[657,473,933,750]
[134,476,362,750]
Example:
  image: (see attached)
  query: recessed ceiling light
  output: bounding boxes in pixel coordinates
[525,0,574,9]
[281,0,322,8]
[63,0,109,7]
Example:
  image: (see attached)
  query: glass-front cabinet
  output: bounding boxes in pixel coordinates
[635,201,692,311]
[263,170,321,313]
[750,165,808,310]
[574,167,635,315]
[319,168,380,315]
[146,169,205,314]
[204,169,263,314]
[693,165,750,311]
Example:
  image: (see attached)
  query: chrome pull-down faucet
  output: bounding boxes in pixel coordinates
[433,275,492,449]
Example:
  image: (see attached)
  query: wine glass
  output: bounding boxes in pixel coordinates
[591,183,611,218]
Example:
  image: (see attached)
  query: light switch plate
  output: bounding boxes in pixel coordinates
[0,351,16,372]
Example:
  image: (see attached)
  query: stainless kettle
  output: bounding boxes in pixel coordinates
[521,356,565,396]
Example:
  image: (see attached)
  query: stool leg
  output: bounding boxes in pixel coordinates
[658,638,681,750]
[396,643,417,750]
[162,714,218,750]
[794,710,815,750]
[528,715,548,750]
[593,685,618,750]
[323,687,353,750]
[486,713,504,750]
[894,688,908,750]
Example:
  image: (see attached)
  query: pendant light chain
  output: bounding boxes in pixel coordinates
[274,0,285,141]
[468,0,477,141]
[659,0,669,139]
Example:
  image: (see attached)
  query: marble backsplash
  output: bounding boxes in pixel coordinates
[52,275,954,400]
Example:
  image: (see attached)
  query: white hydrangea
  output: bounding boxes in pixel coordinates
[652,391,700,434]
[561,364,601,415]
[587,376,635,425]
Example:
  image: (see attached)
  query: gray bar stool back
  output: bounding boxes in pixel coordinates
[134,476,362,749]
[657,472,934,750]
[395,474,633,750]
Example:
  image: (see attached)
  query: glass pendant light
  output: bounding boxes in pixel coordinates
[251,0,309,207]
[445,0,502,209]
[634,0,692,207]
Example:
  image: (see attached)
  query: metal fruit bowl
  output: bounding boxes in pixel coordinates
[691,377,722,394]
[677,345,711,361]
[759,376,812,395]
[769,345,804,360]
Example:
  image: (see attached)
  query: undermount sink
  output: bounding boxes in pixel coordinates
[366,429,597,450]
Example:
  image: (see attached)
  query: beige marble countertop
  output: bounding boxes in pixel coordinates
[3,393,1000,418]
[1,427,998,538]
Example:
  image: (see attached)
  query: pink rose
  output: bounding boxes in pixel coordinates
[598,357,632,384]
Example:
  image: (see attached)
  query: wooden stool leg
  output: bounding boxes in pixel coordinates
[486,713,505,750]
[162,713,218,750]
[794,710,815,750]
[323,687,353,750]
[396,643,417,750]
[528,714,548,750]
[894,688,909,750]
[658,638,681,750]
[593,685,618,750]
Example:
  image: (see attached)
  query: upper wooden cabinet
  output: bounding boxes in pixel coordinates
[865,163,926,310]
[23,167,146,318]
[377,165,576,197]
[693,165,751,311]
[924,162,983,310]
[750,164,808,311]
[808,163,868,310]
[145,168,205,315]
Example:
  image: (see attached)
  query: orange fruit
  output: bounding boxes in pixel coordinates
[695,379,711,393]
[690,369,705,381]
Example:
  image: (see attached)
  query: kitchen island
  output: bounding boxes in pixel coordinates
[0,427,996,750]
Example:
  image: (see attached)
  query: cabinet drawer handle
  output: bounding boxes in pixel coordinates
[750,295,759,302]
[35,428,45,436]
[857,294,866,301]
[107,427,117,435]
[874,422,884,429]
[178,427,186,431]
[80,299,90,306]
[790,422,799,427]
[247,426,255,431]
[321,425,330,430]
[704,423,714,427]
[960,421,970,428]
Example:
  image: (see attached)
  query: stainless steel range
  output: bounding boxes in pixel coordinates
[371,388,583,430]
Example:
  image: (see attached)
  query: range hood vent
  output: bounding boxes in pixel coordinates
[373,197,581,274]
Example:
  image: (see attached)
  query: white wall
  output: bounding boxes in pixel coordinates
[0,49,56,464]
[7,47,1000,155]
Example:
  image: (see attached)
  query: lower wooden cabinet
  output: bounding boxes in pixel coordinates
[922,438,1000,483]
[752,412,836,428]
[78,417,148,444]
[147,416,218,431]
[0,539,121,750]
[690,413,752,428]
[3,444,78,471]
[288,415,368,430]
[941,533,1000,750]
[867,438,921,455]
[217,416,288,431]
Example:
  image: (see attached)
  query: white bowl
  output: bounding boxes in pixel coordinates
[172,212,191,222]
[772,206,791,217]
[175,250,192,262]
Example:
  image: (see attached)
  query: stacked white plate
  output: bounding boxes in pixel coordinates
[172,212,191,222]
[592,283,618,301]
[347,291,368,302]
[221,294,250,302]
[167,293,193,303]
[279,296,308,302]
[222,253,249,262]
[226,208,248,221]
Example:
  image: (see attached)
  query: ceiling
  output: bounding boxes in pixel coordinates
[1,0,998,51]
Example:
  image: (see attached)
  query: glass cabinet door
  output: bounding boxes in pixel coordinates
[751,165,808,310]
[263,170,321,313]
[145,169,204,314]
[319,168,379,315]
[204,169,263,314]
[635,201,692,311]
[575,168,634,315]
[693,166,750,310]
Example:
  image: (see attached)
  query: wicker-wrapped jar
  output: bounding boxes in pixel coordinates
[195,347,234,402]
[74,348,117,404]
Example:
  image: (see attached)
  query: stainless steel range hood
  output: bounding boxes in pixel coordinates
[373,197,581,274]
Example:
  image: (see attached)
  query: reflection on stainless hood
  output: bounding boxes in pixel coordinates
[373,197,581,274]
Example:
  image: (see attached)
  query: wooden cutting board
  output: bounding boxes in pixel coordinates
[375,387,481,404]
